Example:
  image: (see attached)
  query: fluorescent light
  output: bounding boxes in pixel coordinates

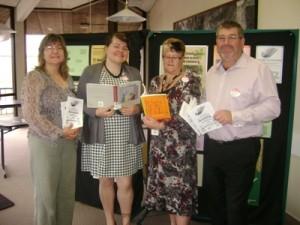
[106,0,146,23]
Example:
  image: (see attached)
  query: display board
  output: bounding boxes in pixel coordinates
[147,30,298,224]
[63,31,147,80]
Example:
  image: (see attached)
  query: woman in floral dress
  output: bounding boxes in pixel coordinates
[143,38,201,225]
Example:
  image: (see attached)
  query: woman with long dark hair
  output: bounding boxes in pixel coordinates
[21,34,80,225]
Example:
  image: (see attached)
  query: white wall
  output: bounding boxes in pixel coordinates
[149,0,231,31]
[149,0,300,221]
[15,21,26,101]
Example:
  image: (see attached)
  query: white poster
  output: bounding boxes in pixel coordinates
[256,46,284,84]
[197,154,204,187]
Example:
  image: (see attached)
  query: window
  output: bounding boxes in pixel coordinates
[0,6,15,115]
[0,35,14,115]
[0,38,13,95]
[26,34,45,73]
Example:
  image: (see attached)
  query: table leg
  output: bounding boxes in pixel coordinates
[0,128,6,178]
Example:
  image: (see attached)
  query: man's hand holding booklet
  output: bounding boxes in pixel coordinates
[179,100,222,135]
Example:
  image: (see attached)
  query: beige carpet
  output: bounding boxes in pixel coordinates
[0,128,34,225]
[1,128,299,225]
[0,128,208,225]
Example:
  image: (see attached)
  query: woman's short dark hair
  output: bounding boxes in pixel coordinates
[36,33,69,80]
[105,32,129,47]
[162,37,185,57]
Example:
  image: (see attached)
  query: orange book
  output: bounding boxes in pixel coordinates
[141,94,171,120]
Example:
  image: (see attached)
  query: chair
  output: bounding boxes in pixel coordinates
[0,117,28,178]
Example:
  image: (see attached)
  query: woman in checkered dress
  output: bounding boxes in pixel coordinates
[77,33,145,225]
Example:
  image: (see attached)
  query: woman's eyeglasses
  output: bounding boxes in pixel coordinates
[45,45,64,51]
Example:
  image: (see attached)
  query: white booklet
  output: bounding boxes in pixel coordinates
[86,81,141,109]
[180,101,222,135]
[61,96,83,128]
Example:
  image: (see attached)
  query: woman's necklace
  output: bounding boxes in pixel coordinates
[161,72,183,92]
[104,62,123,78]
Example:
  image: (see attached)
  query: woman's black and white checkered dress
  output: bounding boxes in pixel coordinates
[81,67,143,178]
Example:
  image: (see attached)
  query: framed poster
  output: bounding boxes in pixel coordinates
[91,45,106,65]
[174,0,257,30]
[66,45,89,77]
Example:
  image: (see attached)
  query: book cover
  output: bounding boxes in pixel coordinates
[86,81,141,108]
[141,94,171,120]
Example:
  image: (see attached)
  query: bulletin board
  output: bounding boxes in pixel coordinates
[147,29,298,225]
[62,31,148,80]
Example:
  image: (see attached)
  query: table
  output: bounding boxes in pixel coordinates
[0,99,21,116]
[0,99,21,108]
[0,99,27,178]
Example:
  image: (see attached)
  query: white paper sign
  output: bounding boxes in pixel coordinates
[256,45,284,84]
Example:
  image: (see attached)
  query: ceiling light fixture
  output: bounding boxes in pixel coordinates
[0,23,16,34]
[0,23,16,42]
[106,0,146,23]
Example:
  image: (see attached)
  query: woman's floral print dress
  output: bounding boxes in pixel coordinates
[144,71,201,216]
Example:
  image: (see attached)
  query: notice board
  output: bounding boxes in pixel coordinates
[147,29,298,225]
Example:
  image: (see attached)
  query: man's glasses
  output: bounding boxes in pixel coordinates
[163,56,182,61]
[216,35,241,42]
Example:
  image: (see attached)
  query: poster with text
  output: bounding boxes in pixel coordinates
[197,154,204,187]
[91,45,106,65]
[159,45,208,92]
[67,45,89,77]
[256,45,284,84]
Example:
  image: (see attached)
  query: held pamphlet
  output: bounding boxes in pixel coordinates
[86,81,141,109]
[61,96,83,128]
[180,101,222,135]
[141,94,171,120]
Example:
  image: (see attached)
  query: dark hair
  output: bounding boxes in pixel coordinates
[216,20,244,38]
[35,33,69,80]
[105,32,129,47]
[162,37,185,57]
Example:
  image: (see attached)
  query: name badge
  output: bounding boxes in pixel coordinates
[151,129,159,136]
[121,75,129,81]
[230,88,241,97]
[181,76,189,83]
[114,102,122,110]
